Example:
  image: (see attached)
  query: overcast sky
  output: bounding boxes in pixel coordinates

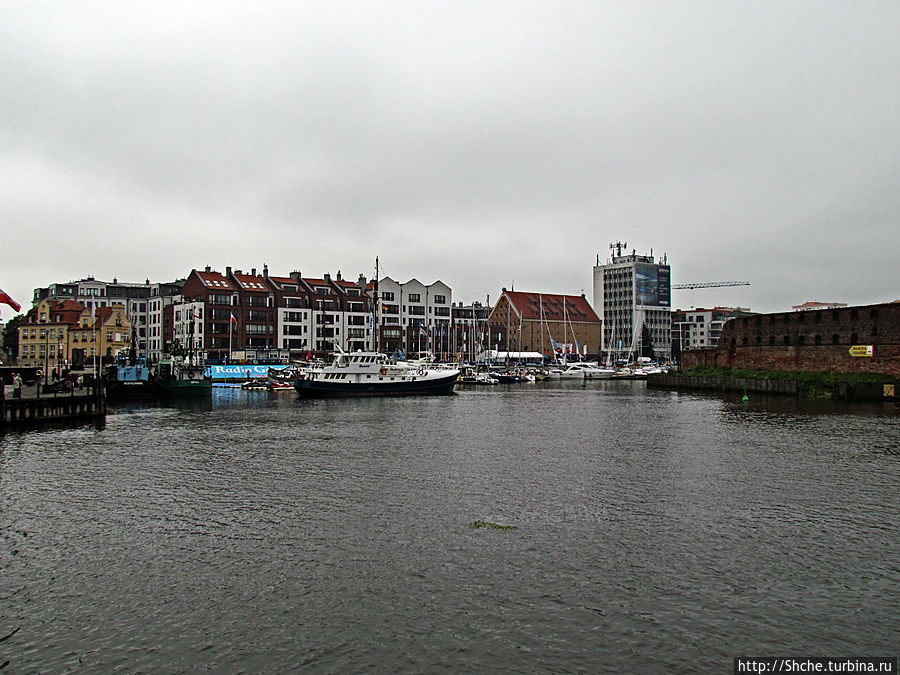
[2,1,898,320]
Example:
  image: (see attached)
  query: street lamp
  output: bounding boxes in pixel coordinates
[44,328,50,390]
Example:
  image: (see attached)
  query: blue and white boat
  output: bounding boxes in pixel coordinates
[293,348,459,398]
[105,355,154,399]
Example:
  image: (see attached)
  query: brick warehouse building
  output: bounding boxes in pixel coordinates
[681,301,900,379]
[488,289,602,359]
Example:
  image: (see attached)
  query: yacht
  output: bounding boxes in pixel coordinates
[293,348,459,397]
[556,362,616,380]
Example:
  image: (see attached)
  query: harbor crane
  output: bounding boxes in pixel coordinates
[672,281,750,290]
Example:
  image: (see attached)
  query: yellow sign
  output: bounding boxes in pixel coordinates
[848,345,874,357]
[885,384,895,398]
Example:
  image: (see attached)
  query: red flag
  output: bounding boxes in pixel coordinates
[230,312,238,325]
[0,288,21,312]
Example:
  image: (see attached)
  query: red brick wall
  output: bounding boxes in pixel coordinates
[682,302,900,378]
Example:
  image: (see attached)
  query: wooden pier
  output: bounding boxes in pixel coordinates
[1,383,106,428]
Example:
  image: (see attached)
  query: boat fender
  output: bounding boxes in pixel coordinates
[380,367,387,376]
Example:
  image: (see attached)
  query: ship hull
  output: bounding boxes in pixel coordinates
[293,372,458,398]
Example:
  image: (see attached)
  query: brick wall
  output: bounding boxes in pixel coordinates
[682,302,900,378]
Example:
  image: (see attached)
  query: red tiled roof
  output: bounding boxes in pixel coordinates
[233,273,272,292]
[196,271,237,290]
[505,291,600,323]
[26,299,85,325]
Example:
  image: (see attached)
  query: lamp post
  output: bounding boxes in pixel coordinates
[44,328,50,392]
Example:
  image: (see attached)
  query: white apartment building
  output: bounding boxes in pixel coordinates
[672,307,756,352]
[373,277,452,354]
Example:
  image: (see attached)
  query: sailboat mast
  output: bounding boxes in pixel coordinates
[539,294,545,360]
[373,257,380,353]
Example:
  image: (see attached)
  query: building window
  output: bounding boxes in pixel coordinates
[408,294,420,303]
[382,292,394,301]
[434,295,446,304]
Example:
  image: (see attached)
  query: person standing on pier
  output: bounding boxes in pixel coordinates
[12,372,23,398]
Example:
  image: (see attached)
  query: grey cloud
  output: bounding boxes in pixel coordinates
[1,1,898,315]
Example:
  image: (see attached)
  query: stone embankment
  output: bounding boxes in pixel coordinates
[648,374,798,396]
[648,374,896,401]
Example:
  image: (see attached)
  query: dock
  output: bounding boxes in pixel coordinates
[1,382,106,429]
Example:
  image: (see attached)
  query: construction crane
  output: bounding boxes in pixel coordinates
[672,281,750,290]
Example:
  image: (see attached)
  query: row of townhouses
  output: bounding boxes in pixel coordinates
[27,267,494,365]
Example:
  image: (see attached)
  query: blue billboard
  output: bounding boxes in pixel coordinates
[634,263,671,308]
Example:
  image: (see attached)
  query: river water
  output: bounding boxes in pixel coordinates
[1,381,897,673]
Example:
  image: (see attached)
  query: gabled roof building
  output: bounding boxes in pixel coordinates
[488,289,602,360]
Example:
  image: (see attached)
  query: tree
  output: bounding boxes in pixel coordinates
[2,314,23,362]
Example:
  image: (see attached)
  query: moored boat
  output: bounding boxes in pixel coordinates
[105,355,155,399]
[293,348,459,398]
[556,362,616,380]
[156,356,213,396]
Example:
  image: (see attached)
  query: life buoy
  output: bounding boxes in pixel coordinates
[417,369,426,377]
[36,369,43,377]
[380,367,387,376]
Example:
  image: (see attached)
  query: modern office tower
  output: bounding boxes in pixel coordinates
[592,242,672,363]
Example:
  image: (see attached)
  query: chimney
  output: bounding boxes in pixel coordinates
[226,266,232,276]
[324,273,331,282]
[290,271,302,283]
[263,264,268,278]
[251,268,257,277]
[205,265,211,273]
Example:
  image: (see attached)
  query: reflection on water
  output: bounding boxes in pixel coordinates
[2,381,897,673]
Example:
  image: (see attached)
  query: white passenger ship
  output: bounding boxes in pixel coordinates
[293,348,460,397]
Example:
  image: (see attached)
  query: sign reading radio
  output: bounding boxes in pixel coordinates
[848,345,874,357]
